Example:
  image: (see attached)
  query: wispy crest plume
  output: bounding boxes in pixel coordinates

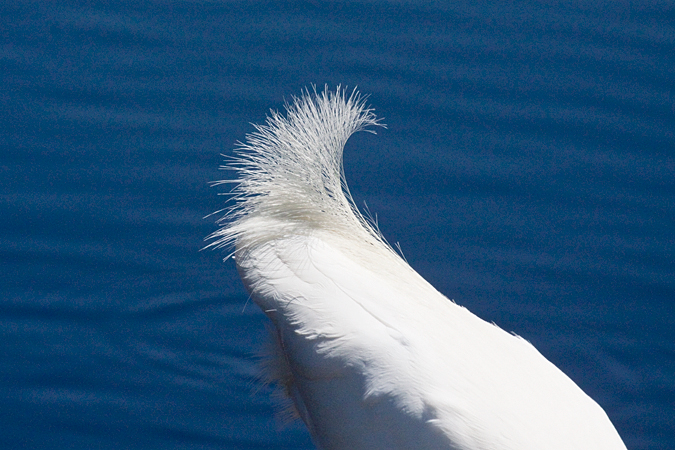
[206,86,389,259]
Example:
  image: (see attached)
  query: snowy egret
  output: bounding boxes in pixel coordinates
[208,87,627,450]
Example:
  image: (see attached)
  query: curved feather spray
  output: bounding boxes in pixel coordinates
[208,87,627,450]
[207,87,389,259]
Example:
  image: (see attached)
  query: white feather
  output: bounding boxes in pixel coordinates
[208,87,627,450]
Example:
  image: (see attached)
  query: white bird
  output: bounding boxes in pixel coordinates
[208,87,627,450]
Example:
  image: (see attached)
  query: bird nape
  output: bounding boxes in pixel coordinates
[207,87,627,450]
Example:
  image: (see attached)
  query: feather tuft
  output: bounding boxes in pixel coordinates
[205,86,391,260]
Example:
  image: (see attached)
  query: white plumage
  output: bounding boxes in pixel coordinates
[208,87,627,450]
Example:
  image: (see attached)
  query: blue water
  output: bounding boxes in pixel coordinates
[2,1,674,448]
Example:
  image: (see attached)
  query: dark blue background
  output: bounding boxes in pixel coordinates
[2,1,674,448]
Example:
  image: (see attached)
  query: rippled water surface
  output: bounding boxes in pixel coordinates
[2,1,674,448]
